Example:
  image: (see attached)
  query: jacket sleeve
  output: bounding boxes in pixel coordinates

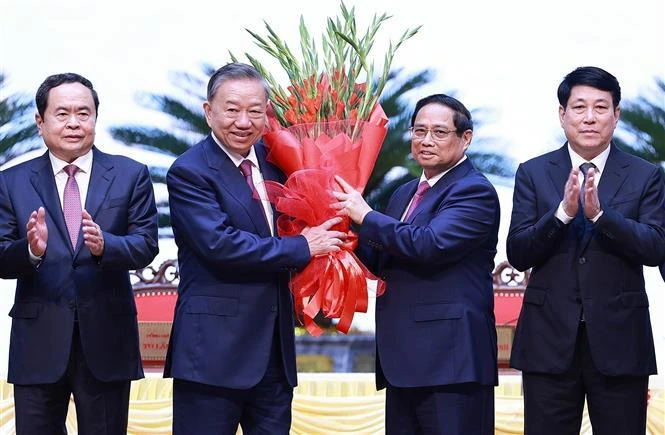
[0,171,37,279]
[359,177,499,266]
[166,160,310,272]
[506,163,568,271]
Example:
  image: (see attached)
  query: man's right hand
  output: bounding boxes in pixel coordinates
[562,167,581,217]
[301,217,346,257]
[26,206,48,257]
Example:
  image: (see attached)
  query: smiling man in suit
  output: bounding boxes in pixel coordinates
[0,73,159,434]
[164,63,345,434]
[507,66,665,434]
[334,94,500,434]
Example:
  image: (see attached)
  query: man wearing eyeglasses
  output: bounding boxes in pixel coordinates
[334,94,499,434]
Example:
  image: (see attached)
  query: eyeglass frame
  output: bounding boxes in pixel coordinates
[409,126,459,141]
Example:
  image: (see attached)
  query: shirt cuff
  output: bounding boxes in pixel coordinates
[28,245,43,266]
[555,201,575,224]
[589,209,603,223]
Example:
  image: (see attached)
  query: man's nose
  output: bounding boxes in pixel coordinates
[66,114,80,128]
[420,130,435,145]
[235,111,252,127]
[582,107,596,123]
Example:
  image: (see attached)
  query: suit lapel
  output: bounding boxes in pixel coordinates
[85,148,114,221]
[547,145,572,203]
[387,179,418,221]
[75,148,115,258]
[203,137,271,237]
[255,142,282,229]
[597,145,629,207]
[29,153,72,253]
[407,158,474,223]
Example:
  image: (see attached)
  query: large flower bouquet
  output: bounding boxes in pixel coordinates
[234,2,420,335]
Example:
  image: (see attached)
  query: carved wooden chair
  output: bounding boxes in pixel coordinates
[131,259,179,367]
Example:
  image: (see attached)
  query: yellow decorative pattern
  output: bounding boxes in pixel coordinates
[0,375,662,434]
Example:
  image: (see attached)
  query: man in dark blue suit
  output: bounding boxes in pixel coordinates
[508,66,665,434]
[164,63,345,434]
[0,73,159,434]
[334,94,499,434]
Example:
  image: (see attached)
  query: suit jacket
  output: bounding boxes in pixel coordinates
[507,144,665,376]
[358,158,500,389]
[0,147,159,384]
[164,136,310,389]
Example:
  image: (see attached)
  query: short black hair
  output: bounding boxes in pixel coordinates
[207,63,270,102]
[35,73,99,118]
[410,94,473,135]
[557,66,621,108]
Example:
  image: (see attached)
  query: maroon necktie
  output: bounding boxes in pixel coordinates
[63,164,82,248]
[403,181,430,221]
[239,160,269,226]
[239,160,260,198]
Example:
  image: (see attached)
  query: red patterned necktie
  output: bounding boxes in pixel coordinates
[239,160,269,225]
[403,181,430,221]
[63,164,82,248]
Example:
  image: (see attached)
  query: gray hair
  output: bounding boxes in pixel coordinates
[206,63,270,102]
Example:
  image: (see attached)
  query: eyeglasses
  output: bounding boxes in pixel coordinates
[409,127,457,141]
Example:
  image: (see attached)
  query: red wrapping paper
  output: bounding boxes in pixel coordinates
[262,105,388,335]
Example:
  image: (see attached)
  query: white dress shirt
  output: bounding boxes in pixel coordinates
[211,133,275,236]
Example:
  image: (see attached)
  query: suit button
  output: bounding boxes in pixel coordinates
[575,297,581,303]
[270,305,277,312]
[578,257,586,265]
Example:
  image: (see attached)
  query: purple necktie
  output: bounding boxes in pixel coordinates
[63,164,82,248]
[239,160,269,225]
[403,181,430,221]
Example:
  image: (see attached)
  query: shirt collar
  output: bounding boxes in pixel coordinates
[49,148,93,175]
[419,155,467,187]
[211,132,260,169]
[567,143,610,175]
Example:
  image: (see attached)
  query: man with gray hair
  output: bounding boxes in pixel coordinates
[164,63,345,434]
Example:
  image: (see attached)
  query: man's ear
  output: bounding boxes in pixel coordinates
[203,101,212,126]
[35,112,43,136]
[558,105,566,127]
[463,129,473,150]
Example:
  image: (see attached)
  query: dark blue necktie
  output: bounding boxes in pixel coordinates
[573,162,597,238]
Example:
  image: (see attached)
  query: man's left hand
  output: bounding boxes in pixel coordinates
[82,209,104,256]
[332,175,373,224]
[583,169,602,219]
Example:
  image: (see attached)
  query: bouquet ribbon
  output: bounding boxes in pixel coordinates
[262,105,388,335]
